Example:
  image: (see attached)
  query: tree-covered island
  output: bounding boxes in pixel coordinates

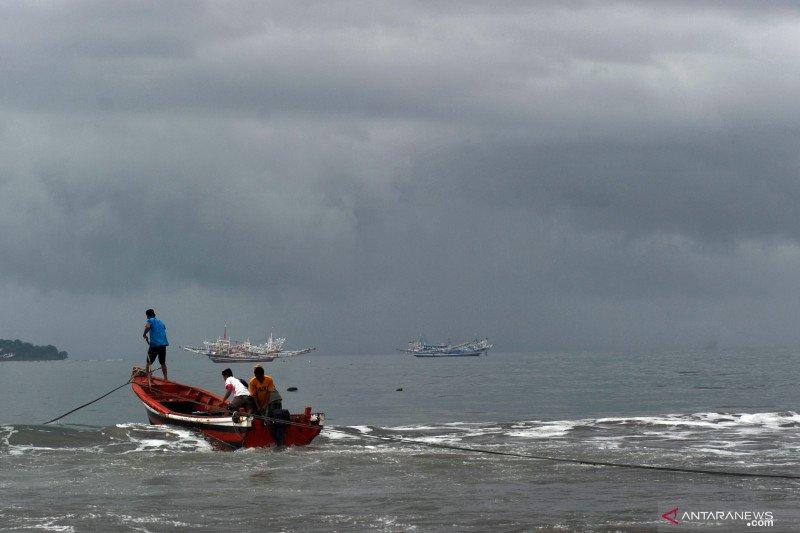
[0,339,68,361]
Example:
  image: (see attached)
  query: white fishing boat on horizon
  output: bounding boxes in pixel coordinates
[183,327,316,363]
[398,337,493,357]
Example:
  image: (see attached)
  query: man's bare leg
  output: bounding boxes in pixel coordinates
[146,360,152,386]
[162,364,168,382]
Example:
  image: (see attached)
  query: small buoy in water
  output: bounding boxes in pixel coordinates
[287,386,298,392]
[396,387,403,392]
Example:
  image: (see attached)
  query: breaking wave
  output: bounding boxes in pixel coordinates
[315,411,800,470]
[0,423,213,456]
[2,411,798,462]
[325,410,800,442]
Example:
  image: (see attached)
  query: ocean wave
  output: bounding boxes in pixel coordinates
[112,424,214,454]
[7,513,201,532]
[689,446,752,456]
[109,513,197,528]
[321,430,362,441]
[329,411,800,444]
[14,517,75,532]
[0,423,213,456]
[0,425,14,448]
[587,411,800,435]
[506,421,576,439]
[2,411,797,459]
[384,425,441,431]
[307,412,800,471]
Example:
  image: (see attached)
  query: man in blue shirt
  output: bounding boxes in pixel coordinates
[143,308,169,385]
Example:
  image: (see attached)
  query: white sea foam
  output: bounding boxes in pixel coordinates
[589,436,624,450]
[321,430,360,441]
[371,515,418,531]
[506,422,575,439]
[18,515,76,532]
[690,447,750,456]
[736,412,800,428]
[7,445,104,457]
[0,425,14,448]
[1,422,212,456]
[384,425,441,431]
[119,438,174,453]
[19,522,75,532]
[595,415,724,428]
[316,443,426,456]
[114,423,149,429]
[470,426,503,433]
[594,411,800,432]
[385,424,505,437]
[163,427,213,448]
[114,514,195,528]
[408,435,462,444]
[326,411,800,452]
[116,425,213,454]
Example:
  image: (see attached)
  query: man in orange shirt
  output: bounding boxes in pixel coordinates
[249,365,281,416]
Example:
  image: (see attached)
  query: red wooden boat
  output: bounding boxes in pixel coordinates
[130,368,324,449]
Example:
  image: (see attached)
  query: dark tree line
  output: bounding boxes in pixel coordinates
[0,339,68,360]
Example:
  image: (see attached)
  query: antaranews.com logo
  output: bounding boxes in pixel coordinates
[662,507,774,527]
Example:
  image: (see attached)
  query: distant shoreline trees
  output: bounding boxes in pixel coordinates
[0,339,68,360]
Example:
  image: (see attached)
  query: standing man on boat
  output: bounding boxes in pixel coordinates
[143,308,169,385]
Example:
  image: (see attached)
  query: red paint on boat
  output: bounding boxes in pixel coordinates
[130,368,323,449]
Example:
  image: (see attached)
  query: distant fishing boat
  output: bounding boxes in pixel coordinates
[183,327,316,363]
[398,338,493,357]
[1,353,14,359]
[130,368,323,449]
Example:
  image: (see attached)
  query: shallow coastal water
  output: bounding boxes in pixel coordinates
[1,350,800,531]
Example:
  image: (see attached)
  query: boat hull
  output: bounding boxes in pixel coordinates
[411,350,484,357]
[399,337,492,357]
[207,355,276,363]
[130,369,323,449]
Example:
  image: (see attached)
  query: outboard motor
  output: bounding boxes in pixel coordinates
[271,409,291,447]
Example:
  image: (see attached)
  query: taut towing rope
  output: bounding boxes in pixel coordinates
[41,367,161,425]
[243,413,800,481]
[242,412,800,480]
[312,426,800,481]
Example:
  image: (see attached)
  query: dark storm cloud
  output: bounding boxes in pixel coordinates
[412,129,800,243]
[2,1,800,354]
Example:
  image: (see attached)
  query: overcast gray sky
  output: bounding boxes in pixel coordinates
[2,1,800,358]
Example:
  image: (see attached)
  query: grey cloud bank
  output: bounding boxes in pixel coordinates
[2,1,800,357]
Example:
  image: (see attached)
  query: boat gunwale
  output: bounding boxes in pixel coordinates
[140,402,251,428]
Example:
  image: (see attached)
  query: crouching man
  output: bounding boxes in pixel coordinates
[221,368,255,413]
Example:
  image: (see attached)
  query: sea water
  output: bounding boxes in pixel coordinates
[1,349,799,531]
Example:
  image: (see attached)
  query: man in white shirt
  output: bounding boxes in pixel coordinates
[221,368,255,413]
